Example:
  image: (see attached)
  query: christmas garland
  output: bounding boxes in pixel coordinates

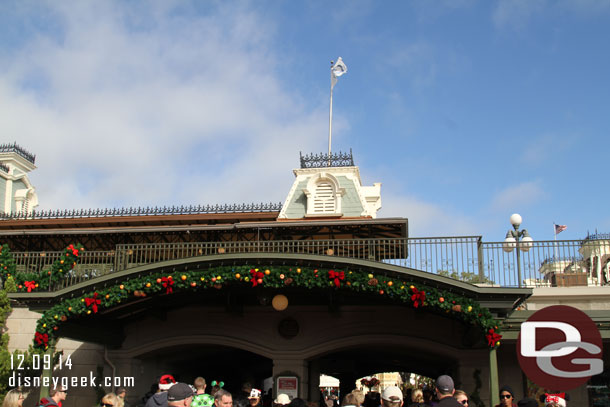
[11,244,84,292]
[31,265,501,350]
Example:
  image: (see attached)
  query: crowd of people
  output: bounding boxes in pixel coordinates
[0,374,568,407]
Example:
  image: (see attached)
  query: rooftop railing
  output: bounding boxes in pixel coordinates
[299,150,355,168]
[0,142,36,164]
[9,237,610,291]
[0,202,282,220]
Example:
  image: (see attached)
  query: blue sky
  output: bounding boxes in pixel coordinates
[0,0,608,241]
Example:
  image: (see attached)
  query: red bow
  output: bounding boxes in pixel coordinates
[35,332,49,346]
[486,329,502,347]
[411,287,426,308]
[85,292,101,313]
[328,270,345,287]
[67,244,79,257]
[24,281,36,292]
[162,277,174,294]
[545,393,565,404]
[250,269,265,287]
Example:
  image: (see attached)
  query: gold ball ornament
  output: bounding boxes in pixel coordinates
[271,294,289,311]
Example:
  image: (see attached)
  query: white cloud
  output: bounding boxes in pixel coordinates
[489,181,546,212]
[492,0,546,30]
[384,42,437,89]
[520,133,575,166]
[0,2,327,210]
[378,193,480,237]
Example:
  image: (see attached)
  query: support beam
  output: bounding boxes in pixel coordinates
[489,348,499,407]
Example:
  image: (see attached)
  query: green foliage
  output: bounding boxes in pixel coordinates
[438,270,494,285]
[0,284,12,402]
[4,276,17,293]
[32,265,500,350]
[0,247,46,404]
[0,244,17,285]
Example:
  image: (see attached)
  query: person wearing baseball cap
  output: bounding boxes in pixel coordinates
[248,389,262,407]
[274,394,291,407]
[381,386,403,407]
[166,383,194,407]
[434,375,461,406]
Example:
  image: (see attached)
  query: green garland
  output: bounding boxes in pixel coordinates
[32,265,502,350]
[0,244,17,284]
[13,244,84,292]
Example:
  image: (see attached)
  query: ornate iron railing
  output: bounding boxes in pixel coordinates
[9,237,610,291]
[585,233,610,241]
[0,142,36,164]
[300,150,354,168]
[0,202,283,220]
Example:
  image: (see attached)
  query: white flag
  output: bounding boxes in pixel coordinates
[331,57,347,89]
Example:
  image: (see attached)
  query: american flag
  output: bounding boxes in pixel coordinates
[555,224,567,234]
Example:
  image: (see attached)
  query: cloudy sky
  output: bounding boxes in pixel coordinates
[0,0,608,240]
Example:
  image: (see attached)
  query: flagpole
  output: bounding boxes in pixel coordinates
[553,223,558,260]
[328,60,334,161]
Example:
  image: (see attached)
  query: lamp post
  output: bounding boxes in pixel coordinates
[503,213,533,288]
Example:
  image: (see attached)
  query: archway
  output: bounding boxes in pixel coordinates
[135,344,273,397]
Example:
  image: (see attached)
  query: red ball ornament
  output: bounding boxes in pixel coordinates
[439,297,445,303]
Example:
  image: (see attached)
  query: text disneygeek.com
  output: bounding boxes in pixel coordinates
[9,372,135,388]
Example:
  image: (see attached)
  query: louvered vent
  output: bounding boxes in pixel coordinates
[312,182,335,213]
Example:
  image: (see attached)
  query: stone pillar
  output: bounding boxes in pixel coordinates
[272,358,309,400]
[309,359,321,403]
[489,348,499,407]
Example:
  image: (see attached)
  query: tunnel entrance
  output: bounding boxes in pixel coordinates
[136,344,273,398]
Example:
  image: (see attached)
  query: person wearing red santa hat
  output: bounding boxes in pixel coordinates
[145,374,177,407]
